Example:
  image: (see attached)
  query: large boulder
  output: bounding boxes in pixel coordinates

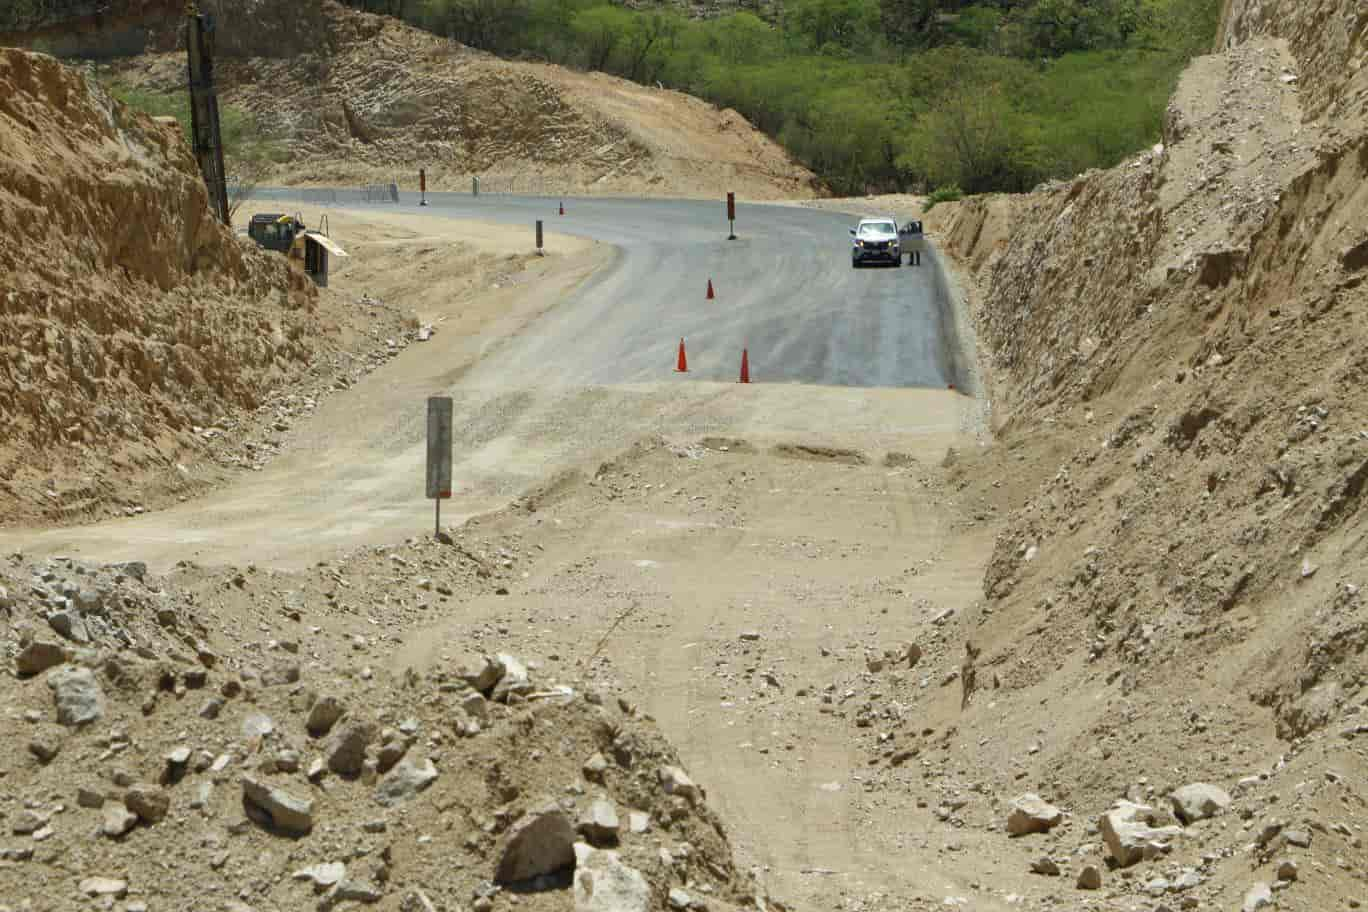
[495,803,576,884]
[1169,783,1231,824]
[1006,793,1063,836]
[48,665,104,725]
[572,843,650,912]
[1099,801,1183,867]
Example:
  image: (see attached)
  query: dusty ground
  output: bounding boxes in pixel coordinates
[6,1,1368,911]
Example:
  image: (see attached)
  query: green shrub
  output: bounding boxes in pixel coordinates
[924,184,964,209]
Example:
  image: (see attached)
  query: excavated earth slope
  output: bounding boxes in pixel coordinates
[0,48,340,526]
[98,0,817,199]
[912,0,1368,905]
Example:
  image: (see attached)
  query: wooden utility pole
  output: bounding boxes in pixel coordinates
[185,3,230,226]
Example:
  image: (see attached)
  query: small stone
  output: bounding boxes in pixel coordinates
[583,753,609,781]
[658,766,699,803]
[491,653,531,703]
[627,811,650,834]
[293,861,347,890]
[327,721,377,777]
[242,775,314,835]
[199,697,224,719]
[330,881,383,904]
[457,653,505,694]
[1277,859,1298,882]
[47,609,89,643]
[16,640,66,676]
[79,878,128,899]
[307,695,345,737]
[739,631,761,641]
[12,810,46,835]
[1243,882,1273,912]
[1007,793,1063,836]
[1030,856,1060,876]
[162,746,191,784]
[77,787,105,809]
[241,713,275,739]
[189,781,213,809]
[376,739,409,774]
[374,758,438,806]
[1100,800,1183,867]
[102,804,137,838]
[578,798,620,844]
[573,843,650,912]
[1170,783,1232,824]
[28,733,60,765]
[47,665,105,725]
[668,887,693,909]
[1076,864,1102,890]
[495,803,577,883]
[125,785,170,824]
[460,691,489,722]
[1284,829,1311,848]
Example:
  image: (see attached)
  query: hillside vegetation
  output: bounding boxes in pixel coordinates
[339,0,1222,193]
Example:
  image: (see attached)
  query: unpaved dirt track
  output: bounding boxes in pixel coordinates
[1,195,975,571]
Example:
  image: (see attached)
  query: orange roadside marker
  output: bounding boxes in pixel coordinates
[675,338,689,373]
[706,279,715,300]
[738,348,750,383]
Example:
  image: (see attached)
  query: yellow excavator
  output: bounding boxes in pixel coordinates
[247,212,348,287]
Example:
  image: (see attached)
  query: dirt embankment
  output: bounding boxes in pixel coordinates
[924,0,1368,867]
[0,48,332,524]
[94,0,818,199]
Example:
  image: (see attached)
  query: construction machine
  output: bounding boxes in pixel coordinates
[247,212,348,287]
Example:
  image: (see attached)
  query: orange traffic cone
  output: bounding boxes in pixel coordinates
[559,200,565,216]
[738,348,750,384]
[675,338,689,373]
[706,279,715,300]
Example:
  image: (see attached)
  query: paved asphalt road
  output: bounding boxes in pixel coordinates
[295,191,967,390]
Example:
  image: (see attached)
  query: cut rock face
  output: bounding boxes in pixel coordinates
[495,804,576,884]
[1099,800,1184,867]
[572,843,650,912]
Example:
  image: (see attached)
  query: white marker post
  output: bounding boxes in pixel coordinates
[426,396,453,538]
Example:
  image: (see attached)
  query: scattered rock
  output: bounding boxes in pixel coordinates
[327,721,377,777]
[668,887,692,910]
[294,861,347,890]
[457,653,505,694]
[376,738,410,774]
[1030,856,1060,876]
[241,713,275,739]
[16,640,66,676]
[242,775,314,835]
[125,785,170,824]
[1277,859,1298,882]
[583,752,609,781]
[495,803,577,883]
[1006,793,1063,836]
[658,766,699,803]
[491,653,531,702]
[47,608,89,643]
[374,758,438,807]
[27,733,60,765]
[572,843,650,912]
[307,695,346,737]
[578,798,620,844]
[1169,783,1231,824]
[1100,801,1183,867]
[1243,882,1273,912]
[102,804,137,838]
[79,878,128,899]
[1076,864,1102,890]
[48,665,104,725]
[328,881,384,905]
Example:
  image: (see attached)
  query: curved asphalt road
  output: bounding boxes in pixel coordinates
[1,193,971,569]
[306,191,967,391]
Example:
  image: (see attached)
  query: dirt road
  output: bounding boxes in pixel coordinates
[2,197,1001,908]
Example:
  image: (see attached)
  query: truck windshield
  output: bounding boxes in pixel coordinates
[859,222,896,235]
